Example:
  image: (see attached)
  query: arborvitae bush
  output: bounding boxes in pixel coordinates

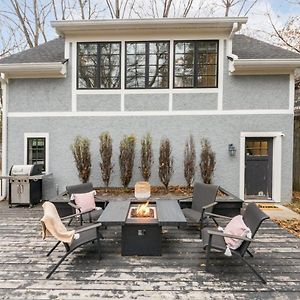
[184,134,196,187]
[200,138,216,184]
[140,133,153,182]
[71,136,91,183]
[158,138,174,191]
[119,135,136,188]
[99,132,113,188]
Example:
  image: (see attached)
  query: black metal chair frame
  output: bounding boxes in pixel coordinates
[181,182,219,237]
[202,203,270,284]
[43,211,104,279]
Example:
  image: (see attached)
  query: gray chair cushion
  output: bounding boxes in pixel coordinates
[182,208,202,223]
[202,227,226,251]
[81,208,103,222]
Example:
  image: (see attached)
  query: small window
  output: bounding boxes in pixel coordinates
[246,140,269,156]
[77,42,121,89]
[125,41,169,89]
[174,40,218,88]
[27,138,46,171]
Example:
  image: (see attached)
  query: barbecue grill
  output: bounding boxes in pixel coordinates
[8,165,44,207]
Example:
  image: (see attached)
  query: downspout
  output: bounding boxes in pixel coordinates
[227,22,242,73]
[0,75,8,200]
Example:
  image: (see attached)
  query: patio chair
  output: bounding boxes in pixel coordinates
[182,182,219,235]
[202,203,269,284]
[41,201,104,279]
[66,182,104,226]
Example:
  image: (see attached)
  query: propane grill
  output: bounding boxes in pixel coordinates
[7,165,44,207]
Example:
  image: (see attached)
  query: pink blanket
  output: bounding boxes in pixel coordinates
[224,215,252,250]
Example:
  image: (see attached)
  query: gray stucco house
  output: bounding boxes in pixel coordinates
[0,17,300,203]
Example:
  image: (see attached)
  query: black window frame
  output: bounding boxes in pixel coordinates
[27,137,46,171]
[77,41,121,90]
[173,40,219,89]
[125,41,170,90]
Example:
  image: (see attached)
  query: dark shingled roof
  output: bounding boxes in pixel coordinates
[0,34,299,65]
[0,38,65,64]
[233,34,300,59]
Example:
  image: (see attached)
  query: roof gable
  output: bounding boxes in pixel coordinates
[233,34,300,59]
[0,33,299,67]
[0,38,65,64]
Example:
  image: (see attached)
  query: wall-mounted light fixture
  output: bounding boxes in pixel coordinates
[228,144,236,156]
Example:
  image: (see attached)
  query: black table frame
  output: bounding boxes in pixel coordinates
[98,199,187,256]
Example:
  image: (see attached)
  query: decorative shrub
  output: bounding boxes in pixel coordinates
[119,135,136,188]
[71,136,91,183]
[200,138,216,184]
[99,132,113,188]
[158,138,174,191]
[184,134,196,187]
[140,133,153,182]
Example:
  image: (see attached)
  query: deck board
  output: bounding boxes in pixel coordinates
[0,200,299,299]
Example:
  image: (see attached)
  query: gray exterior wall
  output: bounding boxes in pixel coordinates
[173,93,218,110]
[223,74,290,110]
[7,114,293,202]
[222,43,290,110]
[77,94,121,111]
[8,63,72,112]
[5,40,293,203]
[125,94,169,111]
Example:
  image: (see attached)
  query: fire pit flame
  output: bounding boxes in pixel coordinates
[129,201,156,219]
[136,200,151,217]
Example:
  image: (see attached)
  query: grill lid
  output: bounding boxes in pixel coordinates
[10,165,41,176]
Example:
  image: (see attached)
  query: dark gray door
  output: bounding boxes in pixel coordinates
[245,138,273,199]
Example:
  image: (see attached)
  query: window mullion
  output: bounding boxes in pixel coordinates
[97,43,101,89]
[194,42,198,88]
[145,42,150,89]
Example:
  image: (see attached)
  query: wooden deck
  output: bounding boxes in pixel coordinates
[0,200,299,300]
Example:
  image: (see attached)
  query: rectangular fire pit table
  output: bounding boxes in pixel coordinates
[98,199,187,256]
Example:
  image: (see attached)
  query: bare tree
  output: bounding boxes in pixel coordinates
[184,135,196,188]
[140,133,153,182]
[105,0,136,19]
[269,14,300,54]
[220,0,258,17]
[7,0,52,48]
[158,138,174,191]
[199,138,216,184]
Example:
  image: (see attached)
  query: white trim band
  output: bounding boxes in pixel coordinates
[7,110,293,118]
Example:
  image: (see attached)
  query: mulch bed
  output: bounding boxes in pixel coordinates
[95,185,226,197]
[273,193,300,238]
[95,185,193,196]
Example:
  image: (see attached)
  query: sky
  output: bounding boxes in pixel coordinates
[0,0,299,54]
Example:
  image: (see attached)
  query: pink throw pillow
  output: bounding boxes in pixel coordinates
[71,190,96,213]
[224,215,252,250]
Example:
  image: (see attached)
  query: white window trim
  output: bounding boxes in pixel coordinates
[24,133,49,173]
[239,131,284,203]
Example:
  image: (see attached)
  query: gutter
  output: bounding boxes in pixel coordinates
[229,58,300,74]
[0,75,7,200]
[51,17,248,36]
[227,22,243,72]
[0,61,67,78]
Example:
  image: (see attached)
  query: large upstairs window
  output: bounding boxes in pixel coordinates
[125,41,169,89]
[77,42,121,89]
[174,40,218,88]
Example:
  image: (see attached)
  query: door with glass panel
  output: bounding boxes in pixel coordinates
[245,138,273,199]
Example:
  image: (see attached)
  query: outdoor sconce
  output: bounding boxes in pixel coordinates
[228,144,236,156]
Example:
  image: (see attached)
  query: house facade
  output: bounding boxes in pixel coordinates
[1,18,300,202]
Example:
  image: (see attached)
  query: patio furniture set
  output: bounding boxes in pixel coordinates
[41,182,269,284]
